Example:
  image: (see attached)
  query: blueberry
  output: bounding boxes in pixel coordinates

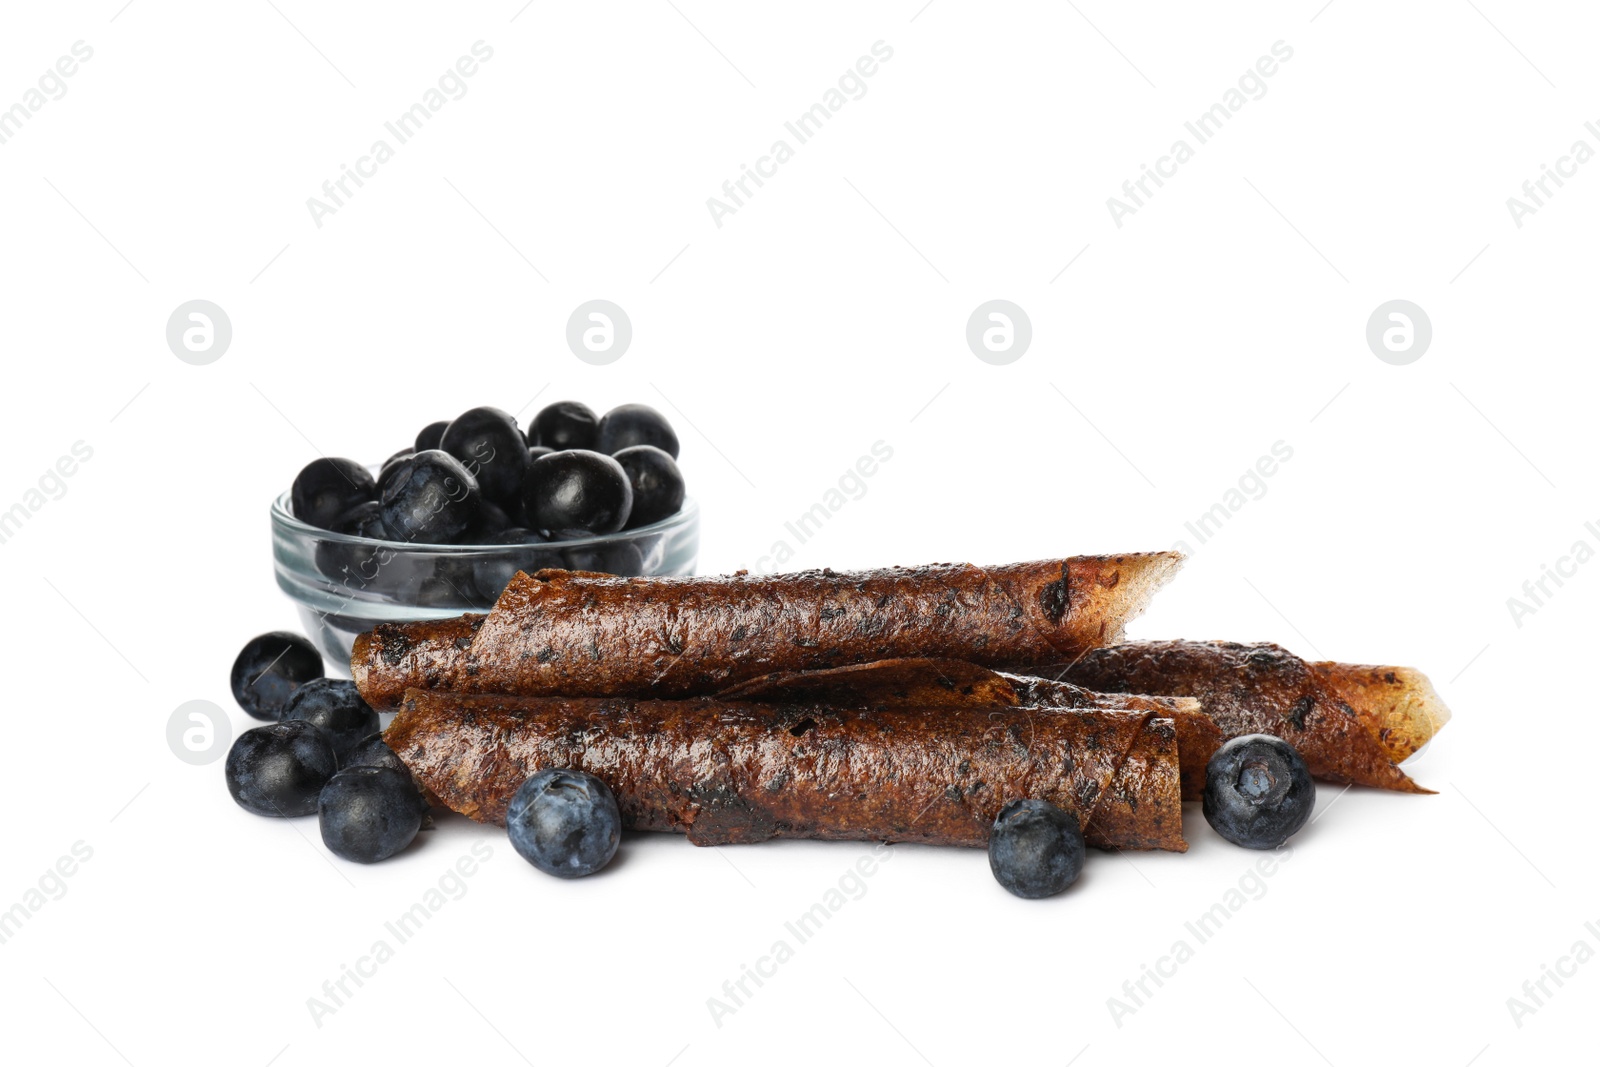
[988,799,1085,899]
[225,720,338,817]
[291,458,377,530]
[528,401,599,452]
[1203,734,1316,849]
[380,449,481,544]
[230,631,325,721]
[281,678,380,763]
[413,555,482,608]
[344,734,413,778]
[474,528,565,600]
[596,403,679,458]
[440,406,530,512]
[415,420,449,452]
[507,769,621,878]
[377,448,414,499]
[524,449,632,537]
[318,767,425,863]
[613,445,685,528]
[329,499,385,536]
[457,499,515,544]
[563,540,646,576]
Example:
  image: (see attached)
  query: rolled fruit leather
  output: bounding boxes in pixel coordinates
[352,553,1183,708]
[717,657,1223,801]
[384,686,1191,852]
[1042,639,1451,792]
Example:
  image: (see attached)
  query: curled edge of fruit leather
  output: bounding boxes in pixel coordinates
[1042,639,1451,793]
[350,553,1184,709]
[384,688,1189,852]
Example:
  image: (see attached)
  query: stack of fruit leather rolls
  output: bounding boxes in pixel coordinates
[361,554,1205,851]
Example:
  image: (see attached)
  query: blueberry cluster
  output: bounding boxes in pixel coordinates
[225,632,426,864]
[293,402,686,601]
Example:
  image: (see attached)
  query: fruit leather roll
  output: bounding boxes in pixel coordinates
[716,657,1222,801]
[352,553,1183,708]
[384,687,1190,851]
[1042,640,1451,793]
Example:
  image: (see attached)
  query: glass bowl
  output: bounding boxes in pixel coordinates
[271,491,700,670]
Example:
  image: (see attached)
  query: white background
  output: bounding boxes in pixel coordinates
[1,2,1595,1064]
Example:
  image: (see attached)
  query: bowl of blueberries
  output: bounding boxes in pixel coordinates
[272,400,699,668]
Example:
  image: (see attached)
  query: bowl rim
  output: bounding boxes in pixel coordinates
[271,491,699,554]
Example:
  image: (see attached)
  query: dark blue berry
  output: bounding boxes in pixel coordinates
[528,401,599,452]
[281,678,380,763]
[413,556,482,608]
[597,403,679,458]
[377,448,414,499]
[291,458,376,530]
[988,799,1085,899]
[440,407,530,512]
[563,540,646,576]
[415,420,449,452]
[1203,734,1315,849]
[230,631,324,721]
[507,769,621,878]
[343,734,412,777]
[613,445,685,528]
[474,528,564,600]
[318,766,425,863]
[380,449,481,544]
[225,720,338,817]
[524,449,632,537]
[458,499,515,544]
[329,499,385,536]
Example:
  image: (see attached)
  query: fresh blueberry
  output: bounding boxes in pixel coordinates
[524,449,632,537]
[318,766,425,863]
[563,540,646,576]
[1203,734,1316,849]
[596,403,679,458]
[291,458,377,530]
[377,448,414,499]
[380,449,481,544]
[528,401,599,452]
[225,720,338,817]
[415,420,449,452]
[440,406,530,512]
[280,678,380,763]
[507,769,621,878]
[474,528,565,600]
[344,734,413,778]
[988,799,1086,899]
[329,499,385,536]
[613,445,685,528]
[230,631,325,721]
[457,499,515,544]
[413,555,482,608]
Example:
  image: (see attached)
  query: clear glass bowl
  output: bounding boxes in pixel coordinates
[271,492,700,670]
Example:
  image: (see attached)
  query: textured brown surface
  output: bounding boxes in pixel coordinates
[1043,640,1451,793]
[718,657,1221,800]
[353,554,1182,708]
[385,687,1189,851]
